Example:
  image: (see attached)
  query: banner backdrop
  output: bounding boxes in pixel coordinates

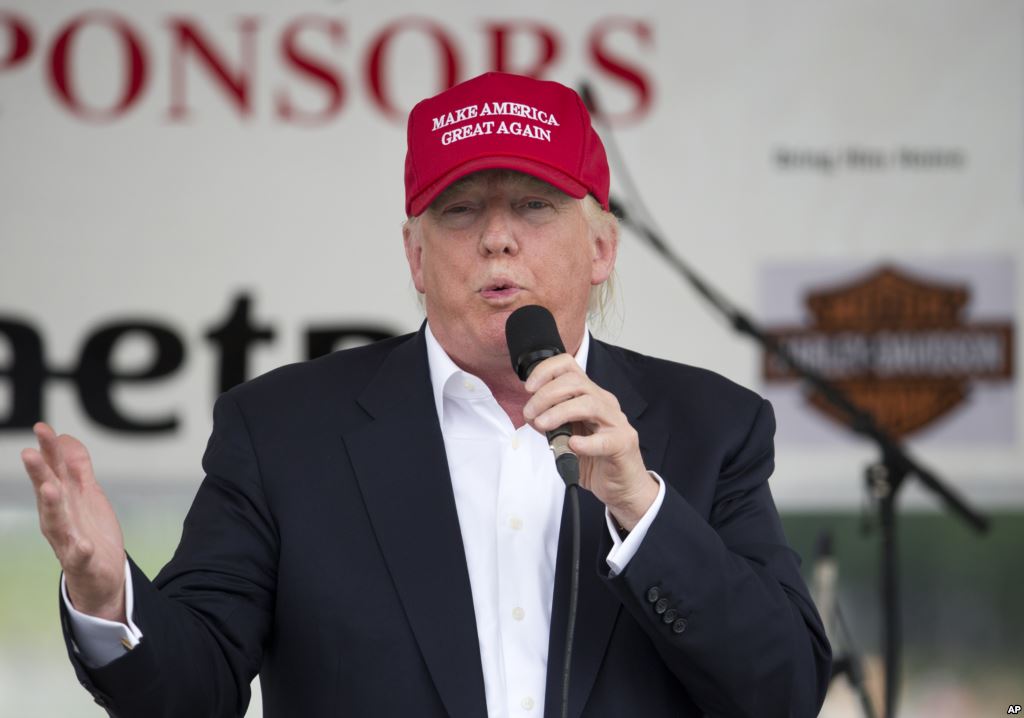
[1,0,1021,508]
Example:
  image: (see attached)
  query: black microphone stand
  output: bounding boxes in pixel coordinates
[581,82,991,718]
[832,601,878,718]
[818,531,877,718]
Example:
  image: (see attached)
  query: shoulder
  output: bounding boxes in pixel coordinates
[222,332,418,416]
[593,339,763,408]
[591,339,770,436]
[591,340,776,487]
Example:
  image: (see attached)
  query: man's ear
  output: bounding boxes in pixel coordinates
[590,217,618,286]
[403,220,427,294]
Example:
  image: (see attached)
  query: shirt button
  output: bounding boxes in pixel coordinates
[509,516,523,531]
[512,607,525,621]
[463,379,474,391]
[521,696,535,711]
[511,435,520,450]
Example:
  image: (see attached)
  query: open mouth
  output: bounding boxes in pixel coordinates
[481,282,521,299]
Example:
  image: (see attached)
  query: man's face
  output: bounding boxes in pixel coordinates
[403,170,616,372]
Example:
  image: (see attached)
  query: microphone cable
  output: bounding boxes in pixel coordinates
[560,475,581,718]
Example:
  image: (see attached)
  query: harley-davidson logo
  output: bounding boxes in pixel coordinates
[762,265,1015,438]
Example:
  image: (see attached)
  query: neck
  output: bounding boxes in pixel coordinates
[451,353,532,429]
[488,377,531,430]
[426,319,587,430]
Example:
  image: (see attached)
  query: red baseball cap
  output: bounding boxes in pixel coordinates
[404,72,610,216]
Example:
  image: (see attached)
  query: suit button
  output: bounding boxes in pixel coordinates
[672,618,688,634]
[655,598,668,614]
[662,609,678,624]
[646,587,660,603]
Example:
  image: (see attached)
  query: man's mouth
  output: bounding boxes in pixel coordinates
[480,281,521,299]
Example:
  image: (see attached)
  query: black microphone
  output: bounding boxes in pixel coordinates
[505,305,580,486]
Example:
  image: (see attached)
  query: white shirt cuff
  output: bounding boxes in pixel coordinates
[61,557,143,668]
[604,471,666,577]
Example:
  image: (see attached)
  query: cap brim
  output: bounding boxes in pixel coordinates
[408,155,589,217]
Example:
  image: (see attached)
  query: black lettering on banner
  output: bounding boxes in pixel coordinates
[306,325,396,359]
[204,293,275,394]
[75,322,185,432]
[0,317,46,430]
[1,297,398,433]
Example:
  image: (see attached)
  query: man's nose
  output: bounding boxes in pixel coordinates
[479,208,519,256]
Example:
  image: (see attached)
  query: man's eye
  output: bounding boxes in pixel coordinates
[521,199,551,211]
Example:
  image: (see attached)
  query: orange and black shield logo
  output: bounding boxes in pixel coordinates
[763,265,1014,439]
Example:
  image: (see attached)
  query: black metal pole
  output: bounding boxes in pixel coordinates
[830,602,879,718]
[868,461,903,718]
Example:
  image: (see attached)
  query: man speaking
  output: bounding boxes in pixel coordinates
[21,72,831,717]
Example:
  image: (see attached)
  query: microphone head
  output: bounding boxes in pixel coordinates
[505,305,565,381]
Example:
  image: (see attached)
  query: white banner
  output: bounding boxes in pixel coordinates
[2,0,1021,508]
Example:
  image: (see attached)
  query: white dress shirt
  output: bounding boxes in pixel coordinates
[64,324,666,718]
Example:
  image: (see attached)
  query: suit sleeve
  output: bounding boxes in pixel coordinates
[598,399,832,718]
[60,391,278,718]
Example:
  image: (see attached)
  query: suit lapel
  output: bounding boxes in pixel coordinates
[543,337,670,718]
[587,338,669,474]
[342,331,487,718]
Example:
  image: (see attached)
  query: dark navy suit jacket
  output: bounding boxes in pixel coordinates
[62,328,831,717]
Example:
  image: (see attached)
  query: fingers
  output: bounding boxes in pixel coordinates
[22,423,76,555]
[34,422,70,484]
[524,355,598,419]
[58,434,94,487]
[521,353,641,464]
[568,431,613,457]
[530,393,602,432]
[23,444,74,560]
[523,354,579,393]
[21,445,57,493]
[525,369,619,433]
[36,475,70,536]
[528,390,640,465]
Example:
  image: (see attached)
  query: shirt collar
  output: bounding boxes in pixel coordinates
[424,321,590,425]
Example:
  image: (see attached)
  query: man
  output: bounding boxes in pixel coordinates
[22,72,831,717]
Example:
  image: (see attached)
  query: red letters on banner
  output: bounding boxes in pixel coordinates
[0,11,33,71]
[365,17,460,121]
[48,12,148,121]
[588,18,654,125]
[485,21,559,78]
[0,12,654,125]
[167,16,259,120]
[276,16,347,125]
